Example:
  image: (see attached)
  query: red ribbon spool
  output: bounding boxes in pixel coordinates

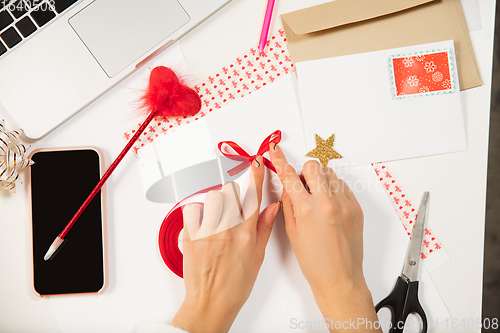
[158,185,222,278]
[158,206,185,278]
[158,130,282,278]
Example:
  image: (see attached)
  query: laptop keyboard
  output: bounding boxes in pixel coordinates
[0,0,80,57]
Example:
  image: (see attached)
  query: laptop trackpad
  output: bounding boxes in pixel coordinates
[69,0,190,77]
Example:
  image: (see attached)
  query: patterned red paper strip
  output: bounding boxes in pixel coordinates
[372,162,443,259]
[124,30,293,154]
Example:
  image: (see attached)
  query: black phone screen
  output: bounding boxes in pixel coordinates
[30,149,105,296]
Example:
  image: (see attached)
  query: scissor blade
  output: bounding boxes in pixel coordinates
[402,191,429,282]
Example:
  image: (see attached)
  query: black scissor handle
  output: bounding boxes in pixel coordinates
[375,276,428,333]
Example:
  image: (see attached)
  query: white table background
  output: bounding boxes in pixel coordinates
[0,0,496,332]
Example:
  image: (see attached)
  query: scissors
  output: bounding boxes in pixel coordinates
[375,191,429,333]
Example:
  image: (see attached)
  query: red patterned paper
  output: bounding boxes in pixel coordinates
[391,50,455,98]
[124,30,293,154]
[372,162,443,260]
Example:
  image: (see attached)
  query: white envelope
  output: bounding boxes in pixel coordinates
[296,40,467,167]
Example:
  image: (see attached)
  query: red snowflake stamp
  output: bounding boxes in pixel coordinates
[390,49,455,99]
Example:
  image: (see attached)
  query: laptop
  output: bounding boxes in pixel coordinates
[0,0,232,139]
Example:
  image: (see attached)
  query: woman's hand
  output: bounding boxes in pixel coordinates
[171,156,280,333]
[269,143,381,332]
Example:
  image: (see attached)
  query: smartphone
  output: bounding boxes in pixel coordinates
[28,147,107,296]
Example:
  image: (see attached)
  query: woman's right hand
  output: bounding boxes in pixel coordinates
[269,143,381,332]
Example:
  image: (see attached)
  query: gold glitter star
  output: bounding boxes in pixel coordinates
[306,133,342,167]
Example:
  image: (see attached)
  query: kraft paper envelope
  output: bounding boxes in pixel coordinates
[281,0,482,91]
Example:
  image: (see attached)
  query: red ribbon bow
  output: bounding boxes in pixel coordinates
[217,130,282,176]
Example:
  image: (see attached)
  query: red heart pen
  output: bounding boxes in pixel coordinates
[44,67,201,260]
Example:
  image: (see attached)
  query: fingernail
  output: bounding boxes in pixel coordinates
[273,201,282,217]
[270,142,278,151]
[253,155,262,167]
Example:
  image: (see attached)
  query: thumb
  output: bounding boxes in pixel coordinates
[256,201,281,250]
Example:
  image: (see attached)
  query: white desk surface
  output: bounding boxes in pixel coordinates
[0,0,496,332]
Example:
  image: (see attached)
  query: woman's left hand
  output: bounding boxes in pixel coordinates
[172,155,280,333]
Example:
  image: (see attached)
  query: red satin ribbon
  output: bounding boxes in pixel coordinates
[159,184,222,278]
[159,130,282,278]
[158,206,185,278]
[218,130,281,176]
